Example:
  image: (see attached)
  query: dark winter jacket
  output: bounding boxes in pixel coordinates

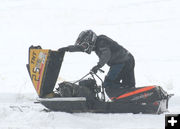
[67,35,131,68]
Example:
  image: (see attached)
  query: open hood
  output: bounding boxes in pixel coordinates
[27,46,65,97]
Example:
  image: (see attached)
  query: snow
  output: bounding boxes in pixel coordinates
[0,0,180,129]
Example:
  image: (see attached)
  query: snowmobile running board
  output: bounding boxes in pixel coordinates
[37,95,169,114]
[27,46,173,114]
[37,97,86,102]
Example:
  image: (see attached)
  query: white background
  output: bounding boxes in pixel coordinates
[0,0,180,129]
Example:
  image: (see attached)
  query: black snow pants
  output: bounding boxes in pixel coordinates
[104,54,135,97]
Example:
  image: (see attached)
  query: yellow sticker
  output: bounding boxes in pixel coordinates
[29,49,49,95]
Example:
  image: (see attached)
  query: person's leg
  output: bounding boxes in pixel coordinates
[121,69,135,88]
[105,55,136,97]
[121,54,135,88]
[104,64,126,97]
[103,64,124,89]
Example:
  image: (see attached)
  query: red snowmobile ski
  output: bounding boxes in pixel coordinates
[27,46,173,114]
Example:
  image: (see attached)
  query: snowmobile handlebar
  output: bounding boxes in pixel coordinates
[73,69,104,84]
[90,68,104,74]
[72,69,106,102]
[98,69,105,73]
[89,71,103,84]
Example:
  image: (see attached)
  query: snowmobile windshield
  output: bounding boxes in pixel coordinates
[27,46,65,97]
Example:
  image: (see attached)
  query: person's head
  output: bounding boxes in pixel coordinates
[75,30,97,54]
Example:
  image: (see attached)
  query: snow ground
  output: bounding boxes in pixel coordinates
[0,0,180,129]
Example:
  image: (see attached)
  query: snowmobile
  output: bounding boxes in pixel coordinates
[27,45,173,114]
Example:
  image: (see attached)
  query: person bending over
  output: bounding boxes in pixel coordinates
[58,30,135,96]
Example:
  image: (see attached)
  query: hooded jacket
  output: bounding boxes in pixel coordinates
[67,35,130,68]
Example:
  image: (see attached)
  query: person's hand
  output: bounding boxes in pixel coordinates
[58,47,69,52]
[90,65,100,74]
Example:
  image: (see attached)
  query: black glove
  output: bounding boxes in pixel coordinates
[58,47,69,52]
[91,65,100,74]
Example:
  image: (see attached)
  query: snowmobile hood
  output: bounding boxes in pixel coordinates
[27,45,65,97]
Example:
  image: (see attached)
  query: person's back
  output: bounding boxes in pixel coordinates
[95,35,130,66]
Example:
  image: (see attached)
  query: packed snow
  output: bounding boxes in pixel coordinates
[0,0,180,129]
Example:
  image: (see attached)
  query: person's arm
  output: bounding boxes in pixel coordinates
[58,44,87,52]
[68,45,85,52]
[91,46,111,73]
[97,47,111,68]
